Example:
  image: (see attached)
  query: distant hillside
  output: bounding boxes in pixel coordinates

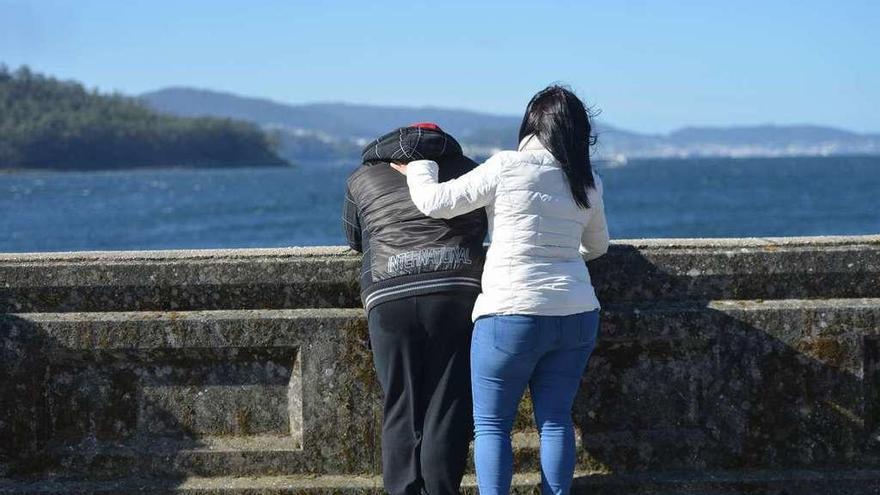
[142,87,880,164]
[142,87,523,141]
[0,67,288,171]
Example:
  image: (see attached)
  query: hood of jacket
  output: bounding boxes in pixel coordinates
[361,124,464,164]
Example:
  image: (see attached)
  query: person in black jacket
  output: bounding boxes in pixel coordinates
[343,123,487,495]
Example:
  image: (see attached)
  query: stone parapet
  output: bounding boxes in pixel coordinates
[2,235,879,493]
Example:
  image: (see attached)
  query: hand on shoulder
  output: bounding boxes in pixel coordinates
[389,162,408,175]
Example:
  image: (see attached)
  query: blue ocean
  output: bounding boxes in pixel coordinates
[1,156,878,253]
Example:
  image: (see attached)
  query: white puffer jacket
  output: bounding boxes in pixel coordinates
[405,134,609,321]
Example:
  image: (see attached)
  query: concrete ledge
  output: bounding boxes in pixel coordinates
[0,253,362,312]
[2,235,877,262]
[3,235,879,312]
[0,246,357,263]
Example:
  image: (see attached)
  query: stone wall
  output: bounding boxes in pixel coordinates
[1,236,879,494]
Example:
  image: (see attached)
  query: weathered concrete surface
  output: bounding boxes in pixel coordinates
[0,310,380,479]
[2,235,880,493]
[2,236,878,312]
[3,302,879,478]
[0,247,362,313]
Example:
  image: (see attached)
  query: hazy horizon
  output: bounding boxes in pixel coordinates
[3,1,877,135]
[138,85,878,136]
[6,66,876,136]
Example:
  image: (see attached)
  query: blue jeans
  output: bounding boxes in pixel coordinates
[471,310,599,495]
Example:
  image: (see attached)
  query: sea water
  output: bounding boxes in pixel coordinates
[1,156,877,253]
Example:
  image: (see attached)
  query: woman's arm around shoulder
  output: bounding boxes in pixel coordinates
[404,152,508,219]
[579,175,610,261]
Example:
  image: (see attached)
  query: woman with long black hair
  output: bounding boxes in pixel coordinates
[391,85,609,494]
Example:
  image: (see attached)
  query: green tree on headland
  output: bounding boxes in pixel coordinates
[0,65,289,170]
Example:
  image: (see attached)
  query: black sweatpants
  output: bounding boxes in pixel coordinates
[368,291,476,495]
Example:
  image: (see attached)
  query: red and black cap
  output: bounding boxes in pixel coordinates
[361,122,463,164]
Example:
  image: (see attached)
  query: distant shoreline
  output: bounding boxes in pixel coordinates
[0,163,295,175]
[2,154,878,175]
[597,152,880,164]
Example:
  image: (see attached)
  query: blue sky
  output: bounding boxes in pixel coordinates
[2,0,878,133]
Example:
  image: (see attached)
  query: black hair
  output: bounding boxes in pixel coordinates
[518,85,596,209]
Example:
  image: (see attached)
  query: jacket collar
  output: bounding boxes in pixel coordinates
[518,134,546,152]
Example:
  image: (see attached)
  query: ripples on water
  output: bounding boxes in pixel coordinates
[1,156,878,252]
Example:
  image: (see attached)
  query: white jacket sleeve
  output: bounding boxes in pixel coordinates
[405,155,503,219]
[579,177,610,261]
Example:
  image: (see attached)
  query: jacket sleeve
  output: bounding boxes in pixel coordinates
[405,154,504,219]
[342,185,363,252]
[579,176,610,261]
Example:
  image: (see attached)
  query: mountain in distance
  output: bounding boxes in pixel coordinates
[142,87,880,166]
[142,86,521,141]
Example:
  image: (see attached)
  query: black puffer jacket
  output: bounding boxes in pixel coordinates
[343,125,487,312]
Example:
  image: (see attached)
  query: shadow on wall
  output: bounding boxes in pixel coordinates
[1,315,48,478]
[0,314,197,484]
[0,310,382,488]
[569,246,878,481]
[0,314,299,485]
